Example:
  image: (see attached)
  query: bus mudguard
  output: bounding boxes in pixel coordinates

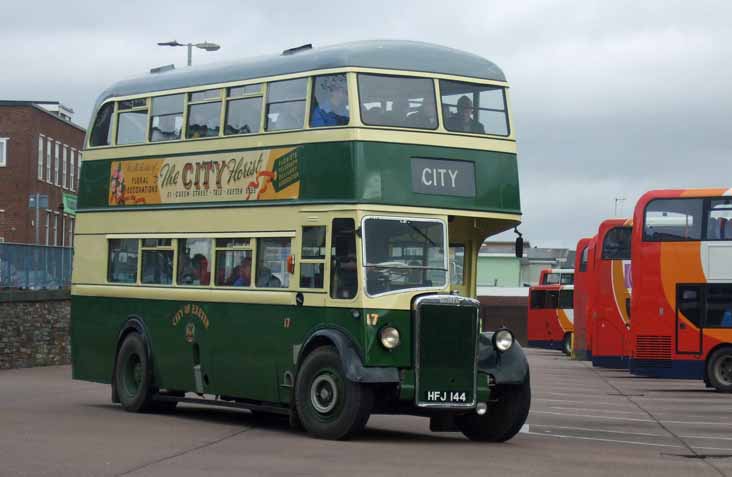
[477,332,530,385]
[298,329,399,384]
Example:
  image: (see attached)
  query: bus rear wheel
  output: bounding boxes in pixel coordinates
[295,346,373,440]
[455,375,531,442]
[562,333,572,356]
[114,333,156,412]
[707,347,732,393]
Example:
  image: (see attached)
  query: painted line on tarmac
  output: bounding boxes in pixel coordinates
[548,406,647,415]
[525,431,732,453]
[536,398,637,407]
[532,410,732,427]
[530,424,666,437]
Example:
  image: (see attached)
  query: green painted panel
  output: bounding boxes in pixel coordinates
[71,295,416,404]
[77,141,519,214]
[477,256,520,287]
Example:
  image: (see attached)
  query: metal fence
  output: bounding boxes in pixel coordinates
[0,243,73,290]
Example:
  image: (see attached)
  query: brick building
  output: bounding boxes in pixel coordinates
[0,101,85,246]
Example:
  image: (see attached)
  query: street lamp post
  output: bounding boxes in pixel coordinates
[157,40,221,66]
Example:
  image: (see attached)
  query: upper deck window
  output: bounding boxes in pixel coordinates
[117,99,148,146]
[310,74,349,127]
[707,199,732,240]
[358,74,437,130]
[602,227,631,260]
[544,273,560,285]
[440,80,508,136]
[644,198,703,242]
[150,94,184,142]
[225,84,263,135]
[266,78,307,131]
[187,89,222,139]
[90,103,114,147]
[560,274,574,285]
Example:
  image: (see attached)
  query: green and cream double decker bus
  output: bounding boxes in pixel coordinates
[72,40,529,441]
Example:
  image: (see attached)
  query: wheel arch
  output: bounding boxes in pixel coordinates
[296,328,399,384]
[111,315,154,403]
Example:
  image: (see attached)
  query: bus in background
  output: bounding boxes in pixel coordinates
[572,237,594,360]
[630,189,732,392]
[591,219,633,368]
[538,268,574,286]
[528,283,574,355]
[71,40,534,440]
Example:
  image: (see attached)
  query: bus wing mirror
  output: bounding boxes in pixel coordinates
[287,255,295,274]
[515,237,524,258]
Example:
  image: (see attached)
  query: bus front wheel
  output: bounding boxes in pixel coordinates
[114,332,156,412]
[455,375,531,442]
[294,346,373,440]
[707,347,732,393]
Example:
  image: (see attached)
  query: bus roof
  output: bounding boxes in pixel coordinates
[94,40,506,109]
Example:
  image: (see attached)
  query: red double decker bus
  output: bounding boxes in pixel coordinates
[572,237,595,360]
[591,219,633,368]
[528,283,574,354]
[630,189,732,392]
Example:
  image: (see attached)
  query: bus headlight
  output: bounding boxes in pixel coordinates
[493,329,514,352]
[379,326,400,349]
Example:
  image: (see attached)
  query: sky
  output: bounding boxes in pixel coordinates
[3,0,731,249]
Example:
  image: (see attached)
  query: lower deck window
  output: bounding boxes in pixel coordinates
[256,238,291,288]
[108,239,138,283]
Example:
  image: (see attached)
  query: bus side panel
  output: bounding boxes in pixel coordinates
[71,295,120,383]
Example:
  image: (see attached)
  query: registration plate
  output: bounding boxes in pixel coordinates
[425,391,468,403]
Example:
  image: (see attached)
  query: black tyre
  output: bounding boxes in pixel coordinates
[707,347,732,393]
[114,333,156,412]
[295,346,373,440]
[562,333,572,356]
[456,374,531,442]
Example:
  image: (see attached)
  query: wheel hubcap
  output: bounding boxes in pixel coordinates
[124,354,143,396]
[310,374,338,414]
[717,356,732,386]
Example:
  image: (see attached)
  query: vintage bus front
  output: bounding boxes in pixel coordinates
[72,41,530,440]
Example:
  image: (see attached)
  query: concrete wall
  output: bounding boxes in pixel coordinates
[477,255,520,287]
[0,290,70,369]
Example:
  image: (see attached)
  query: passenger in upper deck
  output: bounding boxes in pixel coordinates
[310,75,349,127]
[446,96,485,134]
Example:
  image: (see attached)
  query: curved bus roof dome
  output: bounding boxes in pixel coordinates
[91,40,506,123]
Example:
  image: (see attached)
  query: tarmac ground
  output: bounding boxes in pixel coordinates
[1,347,731,476]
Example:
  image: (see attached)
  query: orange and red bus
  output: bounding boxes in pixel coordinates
[630,189,732,392]
[538,268,574,286]
[528,283,574,354]
[572,237,594,360]
[590,218,633,368]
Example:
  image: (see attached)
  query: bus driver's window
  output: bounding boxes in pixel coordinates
[330,218,357,299]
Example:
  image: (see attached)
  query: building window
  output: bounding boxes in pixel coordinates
[62,145,68,189]
[69,149,75,191]
[0,137,7,167]
[77,151,82,190]
[54,142,60,185]
[46,137,52,183]
[45,211,50,245]
[53,213,58,246]
[37,136,44,180]
[68,218,74,247]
